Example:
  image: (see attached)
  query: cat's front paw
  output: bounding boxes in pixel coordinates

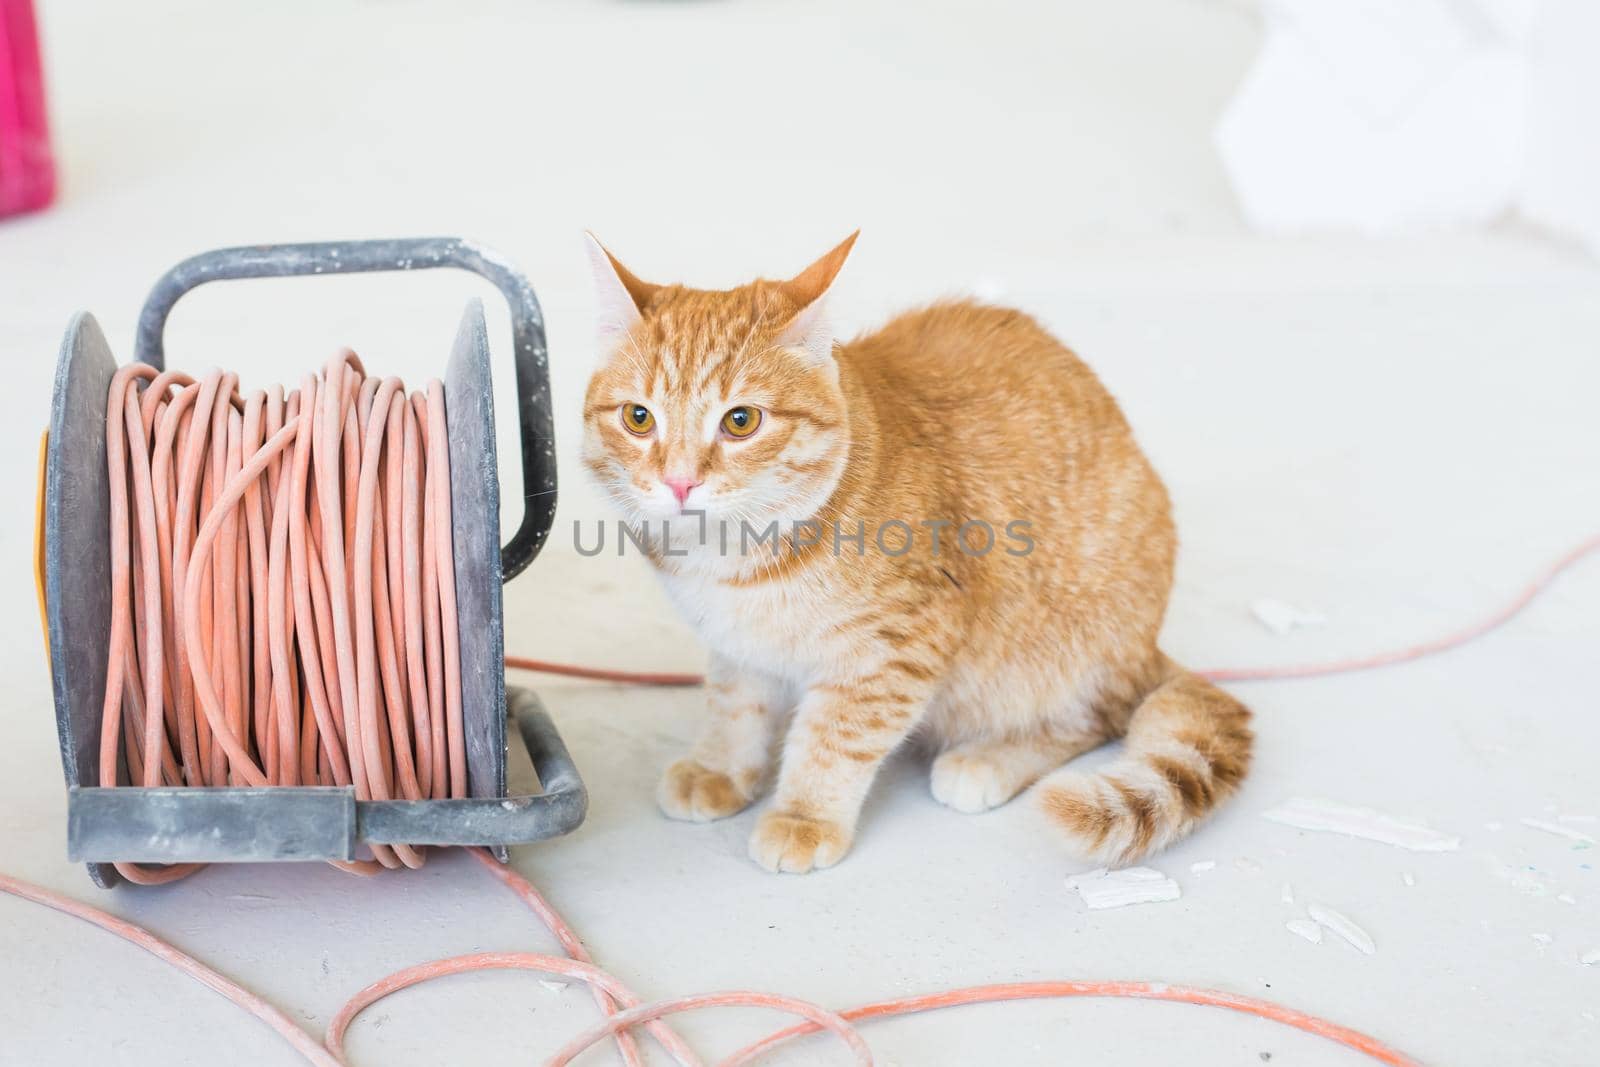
[658,759,754,822]
[748,810,852,873]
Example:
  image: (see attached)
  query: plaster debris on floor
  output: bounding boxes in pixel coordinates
[1495,863,1552,897]
[1519,817,1598,845]
[1263,797,1462,851]
[1066,867,1181,910]
[1306,902,1376,956]
[1286,919,1323,944]
[6,7,1600,1063]
[1250,598,1327,635]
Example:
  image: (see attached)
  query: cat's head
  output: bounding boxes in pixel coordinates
[581,232,858,526]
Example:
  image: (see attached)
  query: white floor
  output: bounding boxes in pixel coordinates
[2,1,1598,1064]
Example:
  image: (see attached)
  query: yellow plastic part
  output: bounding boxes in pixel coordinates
[34,429,50,666]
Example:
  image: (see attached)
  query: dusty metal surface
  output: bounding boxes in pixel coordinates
[444,297,509,847]
[45,239,578,884]
[358,690,587,847]
[69,787,356,864]
[67,692,583,864]
[44,312,119,888]
[131,237,557,580]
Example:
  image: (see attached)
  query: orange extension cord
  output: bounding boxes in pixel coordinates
[511,529,1600,690]
[10,352,1599,1065]
[96,351,464,884]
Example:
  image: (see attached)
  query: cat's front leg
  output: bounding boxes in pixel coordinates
[750,669,932,873]
[658,657,783,822]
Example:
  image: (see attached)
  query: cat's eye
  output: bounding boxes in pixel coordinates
[621,404,655,435]
[720,406,762,439]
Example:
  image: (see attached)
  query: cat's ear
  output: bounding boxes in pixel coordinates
[782,230,859,308]
[775,230,859,363]
[585,232,659,343]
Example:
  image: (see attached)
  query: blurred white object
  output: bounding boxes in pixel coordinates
[1519,2,1600,255]
[1217,0,1599,252]
[1250,597,1326,635]
[971,277,1008,302]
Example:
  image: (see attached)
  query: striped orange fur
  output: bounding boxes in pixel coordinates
[581,233,1252,873]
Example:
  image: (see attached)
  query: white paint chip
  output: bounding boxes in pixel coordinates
[539,980,569,994]
[1557,893,1577,905]
[1520,817,1598,845]
[1251,598,1327,635]
[1264,798,1461,852]
[1307,902,1376,955]
[1066,867,1181,910]
[1190,860,1216,873]
[1286,919,1323,944]
[1580,948,1600,967]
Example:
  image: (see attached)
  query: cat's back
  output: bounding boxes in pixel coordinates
[838,299,1137,457]
[829,296,1173,680]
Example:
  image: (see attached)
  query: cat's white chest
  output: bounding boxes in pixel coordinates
[654,558,828,681]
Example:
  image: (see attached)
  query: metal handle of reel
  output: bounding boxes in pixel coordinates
[130,237,556,580]
[357,688,587,848]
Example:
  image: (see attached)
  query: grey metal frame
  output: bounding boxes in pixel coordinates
[43,239,582,888]
[133,237,557,579]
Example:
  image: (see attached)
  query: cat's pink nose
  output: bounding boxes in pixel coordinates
[663,476,702,507]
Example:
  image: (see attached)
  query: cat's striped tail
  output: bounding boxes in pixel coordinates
[1037,662,1253,865]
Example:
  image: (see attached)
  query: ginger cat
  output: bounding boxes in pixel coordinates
[581,232,1252,874]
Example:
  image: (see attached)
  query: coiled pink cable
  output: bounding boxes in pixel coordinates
[98,352,465,883]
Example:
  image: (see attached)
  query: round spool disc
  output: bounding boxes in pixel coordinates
[43,312,118,887]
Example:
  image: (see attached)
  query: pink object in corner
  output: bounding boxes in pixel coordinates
[0,0,54,219]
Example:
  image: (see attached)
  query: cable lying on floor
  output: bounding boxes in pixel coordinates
[511,530,1600,690]
[0,850,1421,1067]
[17,346,1600,1064]
[17,541,1594,1067]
